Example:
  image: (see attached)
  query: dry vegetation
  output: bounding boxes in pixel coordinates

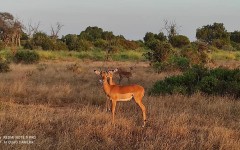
[0,60,240,150]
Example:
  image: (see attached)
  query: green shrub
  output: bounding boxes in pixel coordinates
[0,60,10,73]
[231,41,240,51]
[94,39,108,48]
[152,62,168,73]
[212,39,228,49]
[198,76,219,95]
[170,56,190,71]
[53,41,68,51]
[0,50,13,61]
[14,50,40,64]
[169,35,190,48]
[149,66,240,99]
[144,41,173,63]
[23,40,35,50]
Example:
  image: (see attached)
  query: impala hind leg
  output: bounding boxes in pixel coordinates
[127,77,130,83]
[118,76,122,84]
[136,100,147,127]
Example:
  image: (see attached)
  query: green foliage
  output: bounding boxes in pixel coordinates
[231,41,240,51]
[170,56,190,71]
[149,66,240,99]
[144,32,167,47]
[152,62,168,74]
[180,45,208,65]
[61,34,93,51]
[144,41,172,63]
[79,26,103,41]
[0,60,10,73]
[212,39,229,49]
[62,34,79,50]
[78,40,93,51]
[32,32,54,50]
[53,40,68,51]
[169,35,190,48]
[199,76,219,95]
[230,31,240,43]
[14,50,40,64]
[196,23,230,46]
[94,39,108,49]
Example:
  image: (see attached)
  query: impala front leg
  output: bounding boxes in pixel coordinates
[111,100,117,126]
[105,96,111,112]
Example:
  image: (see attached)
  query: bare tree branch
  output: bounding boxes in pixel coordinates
[50,22,63,39]
[24,20,40,38]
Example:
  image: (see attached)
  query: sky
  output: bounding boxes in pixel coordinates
[1,0,240,41]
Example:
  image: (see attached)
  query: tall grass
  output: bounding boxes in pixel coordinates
[209,50,240,61]
[1,49,145,61]
[0,61,240,149]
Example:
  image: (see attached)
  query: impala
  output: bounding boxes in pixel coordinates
[94,69,147,127]
[116,67,133,84]
[105,69,117,112]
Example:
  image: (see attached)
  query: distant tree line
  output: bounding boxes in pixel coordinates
[1,12,240,53]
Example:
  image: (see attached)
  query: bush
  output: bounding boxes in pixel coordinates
[77,40,93,51]
[170,56,190,71]
[32,32,55,50]
[144,41,173,63]
[53,41,68,51]
[198,76,219,95]
[152,62,168,74]
[94,39,108,49]
[180,46,208,65]
[14,50,40,64]
[212,39,228,49]
[169,35,190,48]
[23,40,35,50]
[149,66,240,99]
[0,60,10,73]
[231,41,240,51]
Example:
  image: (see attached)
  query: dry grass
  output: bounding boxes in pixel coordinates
[0,60,240,150]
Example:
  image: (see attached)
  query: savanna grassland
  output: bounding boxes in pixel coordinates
[1,60,240,150]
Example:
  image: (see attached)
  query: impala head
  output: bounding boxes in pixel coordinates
[94,70,108,83]
[107,69,118,78]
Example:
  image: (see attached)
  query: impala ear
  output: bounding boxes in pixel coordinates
[113,68,118,73]
[108,70,114,74]
[94,70,101,75]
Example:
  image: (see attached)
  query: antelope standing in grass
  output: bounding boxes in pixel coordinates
[116,67,134,84]
[94,69,147,127]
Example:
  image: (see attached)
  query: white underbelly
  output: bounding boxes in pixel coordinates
[118,96,133,101]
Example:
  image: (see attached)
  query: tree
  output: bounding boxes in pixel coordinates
[0,12,23,47]
[50,22,63,40]
[230,31,240,43]
[31,32,54,50]
[79,26,103,41]
[24,20,40,38]
[169,35,190,48]
[144,41,172,63]
[143,32,167,48]
[143,32,155,43]
[62,34,79,50]
[163,20,179,40]
[102,31,114,41]
[196,23,230,46]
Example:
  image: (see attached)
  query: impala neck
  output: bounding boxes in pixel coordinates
[109,77,114,85]
[102,78,111,95]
